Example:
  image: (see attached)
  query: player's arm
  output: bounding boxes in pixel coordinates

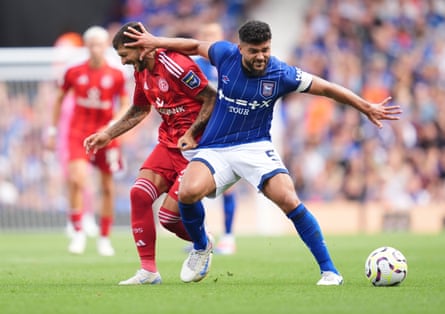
[178,84,217,150]
[45,88,66,149]
[109,71,131,126]
[307,75,402,128]
[105,104,150,139]
[109,94,130,126]
[124,22,212,60]
[84,104,150,154]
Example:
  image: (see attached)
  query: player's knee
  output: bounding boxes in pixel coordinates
[281,192,301,213]
[270,190,300,214]
[101,184,113,198]
[178,184,202,203]
[68,176,84,191]
[130,185,141,202]
[130,179,158,205]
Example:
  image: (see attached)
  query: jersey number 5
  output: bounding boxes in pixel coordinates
[265,149,279,162]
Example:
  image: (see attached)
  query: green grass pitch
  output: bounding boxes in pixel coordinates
[1,232,444,314]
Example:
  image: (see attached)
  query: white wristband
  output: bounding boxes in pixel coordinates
[47,126,57,136]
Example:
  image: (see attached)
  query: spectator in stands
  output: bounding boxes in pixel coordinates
[283,0,445,208]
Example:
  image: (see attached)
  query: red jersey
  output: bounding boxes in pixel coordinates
[61,60,127,138]
[132,49,208,148]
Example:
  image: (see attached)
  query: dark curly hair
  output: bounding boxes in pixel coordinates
[238,20,272,44]
[112,21,142,50]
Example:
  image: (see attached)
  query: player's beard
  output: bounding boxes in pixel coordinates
[243,58,268,76]
[134,59,147,72]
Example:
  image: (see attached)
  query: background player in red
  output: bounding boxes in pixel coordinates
[47,26,130,256]
[84,22,217,285]
[52,30,100,240]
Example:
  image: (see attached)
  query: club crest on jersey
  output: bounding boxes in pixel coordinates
[182,70,200,89]
[101,75,113,89]
[158,78,169,92]
[77,74,89,85]
[260,80,276,98]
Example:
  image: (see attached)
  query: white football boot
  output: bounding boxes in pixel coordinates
[316,271,344,285]
[82,213,99,238]
[97,237,115,256]
[119,269,162,285]
[180,238,213,283]
[68,231,86,254]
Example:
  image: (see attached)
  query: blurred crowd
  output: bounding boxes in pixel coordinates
[2,0,445,215]
[0,0,260,213]
[282,0,445,210]
[119,0,259,39]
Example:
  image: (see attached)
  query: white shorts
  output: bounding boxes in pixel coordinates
[182,141,288,198]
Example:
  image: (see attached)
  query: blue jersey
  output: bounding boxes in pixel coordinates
[199,41,312,148]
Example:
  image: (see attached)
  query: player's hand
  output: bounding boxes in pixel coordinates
[83,132,111,155]
[365,97,401,128]
[43,126,58,151]
[124,22,157,61]
[45,135,57,151]
[177,134,197,151]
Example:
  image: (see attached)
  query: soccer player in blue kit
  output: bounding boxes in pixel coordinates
[124,20,402,285]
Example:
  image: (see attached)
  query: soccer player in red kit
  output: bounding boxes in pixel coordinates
[84,22,216,285]
[47,26,130,256]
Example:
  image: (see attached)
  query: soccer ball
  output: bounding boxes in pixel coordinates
[365,246,408,286]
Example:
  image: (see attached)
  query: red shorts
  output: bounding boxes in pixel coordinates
[140,143,189,201]
[67,133,123,174]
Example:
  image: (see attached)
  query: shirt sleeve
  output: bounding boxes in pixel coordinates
[132,72,150,106]
[60,68,72,92]
[281,63,313,93]
[171,52,208,97]
[208,41,237,68]
[295,68,313,92]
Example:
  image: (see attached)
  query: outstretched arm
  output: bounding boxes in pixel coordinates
[84,105,150,154]
[177,85,217,150]
[124,22,212,60]
[307,76,402,128]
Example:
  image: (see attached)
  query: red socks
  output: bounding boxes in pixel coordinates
[159,207,191,241]
[70,212,83,232]
[100,216,113,237]
[130,178,159,272]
